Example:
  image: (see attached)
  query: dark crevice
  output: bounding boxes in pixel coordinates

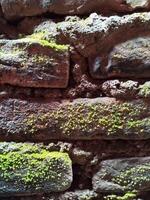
[69,164,93,191]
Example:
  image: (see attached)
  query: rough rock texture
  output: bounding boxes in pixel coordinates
[0,142,72,195]
[102,80,139,99]
[1,0,150,200]
[2,13,150,88]
[90,37,150,79]
[127,0,149,8]
[1,98,150,141]
[1,0,147,20]
[0,35,69,88]
[55,12,150,56]
[93,157,150,194]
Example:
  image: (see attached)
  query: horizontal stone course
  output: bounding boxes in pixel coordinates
[0,35,69,88]
[1,97,150,141]
[1,1,150,199]
[93,157,150,194]
[1,0,150,20]
[31,13,150,79]
[56,12,150,57]
[0,142,72,196]
[90,37,150,79]
[2,12,150,88]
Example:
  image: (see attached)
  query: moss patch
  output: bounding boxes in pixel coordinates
[104,192,137,200]
[24,101,149,136]
[26,32,69,51]
[139,82,150,98]
[0,143,71,190]
[112,164,150,190]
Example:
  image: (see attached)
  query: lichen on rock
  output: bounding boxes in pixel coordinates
[23,98,150,139]
[0,142,72,195]
[0,32,70,88]
[1,0,150,199]
[93,157,150,194]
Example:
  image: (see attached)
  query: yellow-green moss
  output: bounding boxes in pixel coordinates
[0,143,71,188]
[139,82,150,98]
[104,192,137,200]
[30,54,54,65]
[112,164,150,190]
[24,101,148,136]
[26,32,69,51]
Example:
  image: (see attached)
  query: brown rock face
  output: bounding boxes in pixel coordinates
[56,12,150,57]
[90,37,150,79]
[2,0,150,200]
[1,0,150,20]
[0,0,139,20]
[93,157,150,193]
[0,37,69,88]
[1,97,150,141]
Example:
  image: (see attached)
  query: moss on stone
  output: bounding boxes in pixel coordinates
[26,32,69,51]
[24,101,148,136]
[112,164,150,190]
[30,54,54,65]
[0,143,71,189]
[139,82,150,98]
[104,192,137,200]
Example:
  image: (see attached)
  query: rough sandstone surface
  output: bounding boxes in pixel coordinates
[1,0,149,20]
[1,0,150,200]
[1,13,150,88]
[0,36,69,88]
[0,142,72,195]
[90,37,150,79]
[93,157,150,194]
[57,13,150,57]
[0,97,150,141]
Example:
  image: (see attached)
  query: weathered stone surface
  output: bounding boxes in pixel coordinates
[126,0,149,8]
[1,0,147,20]
[17,17,47,35]
[103,192,138,200]
[0,34,69,88]
[102,80,139,99]
[55,13,150,57]
[15,13,150,80]
[138,81,150,98]
[127,0,149,8]
[1,98,150,141]
[2,140,150,199]
[93,157,150,194]
[0,142,72,196]
[2,1,150,199]
[47,190,98,200]
[90,37,150,79]
[6,190,99,200]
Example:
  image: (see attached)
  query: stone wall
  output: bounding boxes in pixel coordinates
[0,0,150,199]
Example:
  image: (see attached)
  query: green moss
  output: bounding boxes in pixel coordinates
[24,101,148,136]
[0,143,71,189]
[28,32,46,40]
[139,82,150,98]
[112,164,150,190]
[25,114,37,134]
[30,54,54,65]
[80,195,95,200]
[39,39,68,51]
[26,32,69,51]
[104,192,137,200]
